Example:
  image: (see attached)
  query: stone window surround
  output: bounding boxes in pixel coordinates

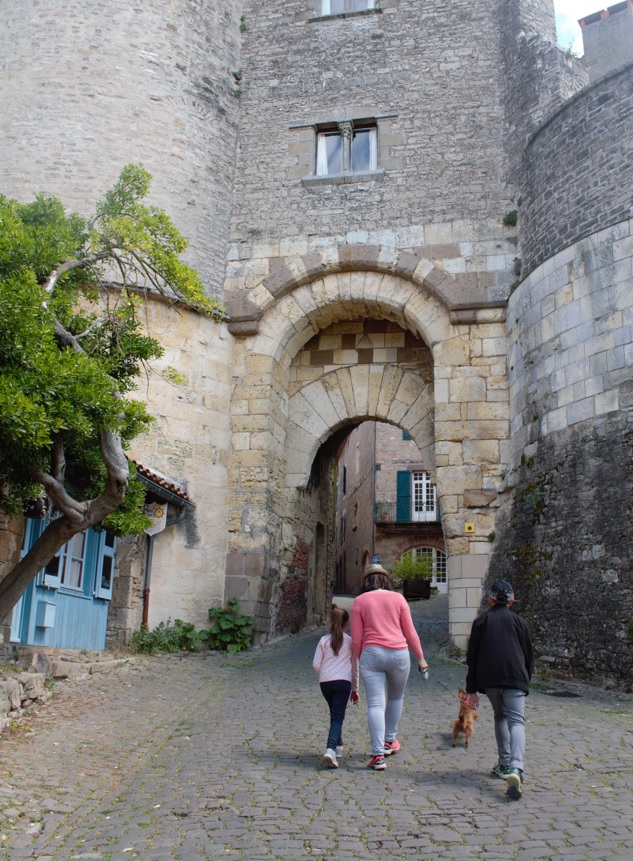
[307,0,381,23]
[292,112,394,187]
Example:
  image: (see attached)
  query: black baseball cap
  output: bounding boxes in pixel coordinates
[490,579,514,604]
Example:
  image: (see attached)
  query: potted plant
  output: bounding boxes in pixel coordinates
[392,551,432,601]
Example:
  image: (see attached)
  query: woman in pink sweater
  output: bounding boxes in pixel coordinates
[351,564,428,770]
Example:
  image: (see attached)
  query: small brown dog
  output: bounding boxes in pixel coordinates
[452,689,477,748]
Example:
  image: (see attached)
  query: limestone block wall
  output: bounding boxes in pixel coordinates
[521,63,633,275]
[126,298,234,632]
[0,0,242,298]
[226,257,511,646]
[492,219,633,686]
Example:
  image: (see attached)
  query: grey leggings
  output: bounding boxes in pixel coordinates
[359,646,411,756]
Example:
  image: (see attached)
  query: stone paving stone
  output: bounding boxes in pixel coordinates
[1,596,632,860]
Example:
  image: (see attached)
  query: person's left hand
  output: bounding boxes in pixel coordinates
[351,691,360,705]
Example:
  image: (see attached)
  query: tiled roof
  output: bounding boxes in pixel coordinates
[131,461,193,504]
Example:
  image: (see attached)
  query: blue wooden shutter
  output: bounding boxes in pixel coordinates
[396,470,411,522]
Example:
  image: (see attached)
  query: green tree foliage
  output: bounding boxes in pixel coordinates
[0,165,221,621]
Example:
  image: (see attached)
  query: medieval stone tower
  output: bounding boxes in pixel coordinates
[1,0,632,685]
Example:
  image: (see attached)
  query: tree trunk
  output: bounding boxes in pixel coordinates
[0,515,79,626]
[0,430,129,626]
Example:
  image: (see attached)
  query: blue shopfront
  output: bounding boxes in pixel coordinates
[10,517,116,651]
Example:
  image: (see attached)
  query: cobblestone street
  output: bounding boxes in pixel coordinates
[1,595,632,860]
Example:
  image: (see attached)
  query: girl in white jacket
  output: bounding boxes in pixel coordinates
[313,606,360,768]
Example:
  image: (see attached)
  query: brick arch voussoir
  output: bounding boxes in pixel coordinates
[226,244,464,336]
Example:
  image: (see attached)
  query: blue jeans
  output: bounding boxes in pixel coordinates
[486,687,526,772]
[320,680,352,751]
[359,646,411,756]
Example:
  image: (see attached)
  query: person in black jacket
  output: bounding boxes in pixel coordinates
[465,579,533,800]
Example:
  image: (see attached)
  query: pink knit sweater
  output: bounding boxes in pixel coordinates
[350,590,424,661]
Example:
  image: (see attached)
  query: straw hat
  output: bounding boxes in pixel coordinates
[362,562,390,580]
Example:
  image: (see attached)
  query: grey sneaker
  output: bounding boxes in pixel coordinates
[336,746,344,757]
[323,749,338,768]
[491,764,513,779]
[506,768,523,800]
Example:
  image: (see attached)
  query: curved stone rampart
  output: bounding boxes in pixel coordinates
[493,218,633,687]
[521,63,633,275]
[0,0,241,297]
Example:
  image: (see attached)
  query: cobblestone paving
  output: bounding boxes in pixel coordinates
[1,595,632,860]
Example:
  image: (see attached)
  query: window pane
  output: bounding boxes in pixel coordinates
[328,0,345,12]
[100,555,113,592]
[68,559,83,588]
[350,0,375,10]
[351,128,376,172]
[44,554,62,580]
[317,132,342,175]
[435,550,447,583]
[62,532,86,589]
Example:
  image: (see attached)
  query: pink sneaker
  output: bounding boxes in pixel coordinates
[384,739,401,756]
[368,755,386,770]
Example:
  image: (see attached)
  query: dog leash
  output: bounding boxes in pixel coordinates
[435,679,470,704]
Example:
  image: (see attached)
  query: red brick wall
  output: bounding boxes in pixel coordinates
[275,539,310,633]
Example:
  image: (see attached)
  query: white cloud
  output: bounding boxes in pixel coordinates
[554,0,606,53]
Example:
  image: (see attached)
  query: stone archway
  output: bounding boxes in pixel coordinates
[225,247,509,648]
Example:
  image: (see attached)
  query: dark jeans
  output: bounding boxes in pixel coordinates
[320,680,352,750]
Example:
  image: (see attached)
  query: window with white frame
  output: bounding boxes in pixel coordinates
[316,122,377,176]
[41,531,86,590]
[320,0,375,15]
[411,472,437,522]
[413,547,447,585]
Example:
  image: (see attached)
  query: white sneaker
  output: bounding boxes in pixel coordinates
[323,748,338,768]
[336,746,344,757]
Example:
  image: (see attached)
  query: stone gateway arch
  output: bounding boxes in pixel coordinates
[225,245,509,646]
[2,0,631,685]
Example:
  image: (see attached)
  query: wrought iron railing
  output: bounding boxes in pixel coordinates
[374,501,440,524]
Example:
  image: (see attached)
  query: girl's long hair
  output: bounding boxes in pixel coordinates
[329,606,349,656]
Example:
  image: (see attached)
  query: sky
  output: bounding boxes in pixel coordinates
[554,0,606,54]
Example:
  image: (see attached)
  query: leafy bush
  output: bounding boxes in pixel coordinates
[392,551,433,588]
[207,599,253,653]
[627,619,633,645]
[128,601,253,655]
[129,619,209,654]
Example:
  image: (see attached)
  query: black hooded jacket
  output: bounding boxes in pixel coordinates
[465,604,533,695]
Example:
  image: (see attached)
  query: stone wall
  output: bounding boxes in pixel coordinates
[335,421,376,594]
[521,63,633,275]
[0,0,242,298]
[125,297,235,632]
[499,1,587,189]
[0,515,25,643]
[233,0,515,245]
[492,218,633,687]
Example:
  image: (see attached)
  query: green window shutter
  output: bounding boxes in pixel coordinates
[396,471,411,522]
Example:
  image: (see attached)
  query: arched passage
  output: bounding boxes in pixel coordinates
[225,248,509,648]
